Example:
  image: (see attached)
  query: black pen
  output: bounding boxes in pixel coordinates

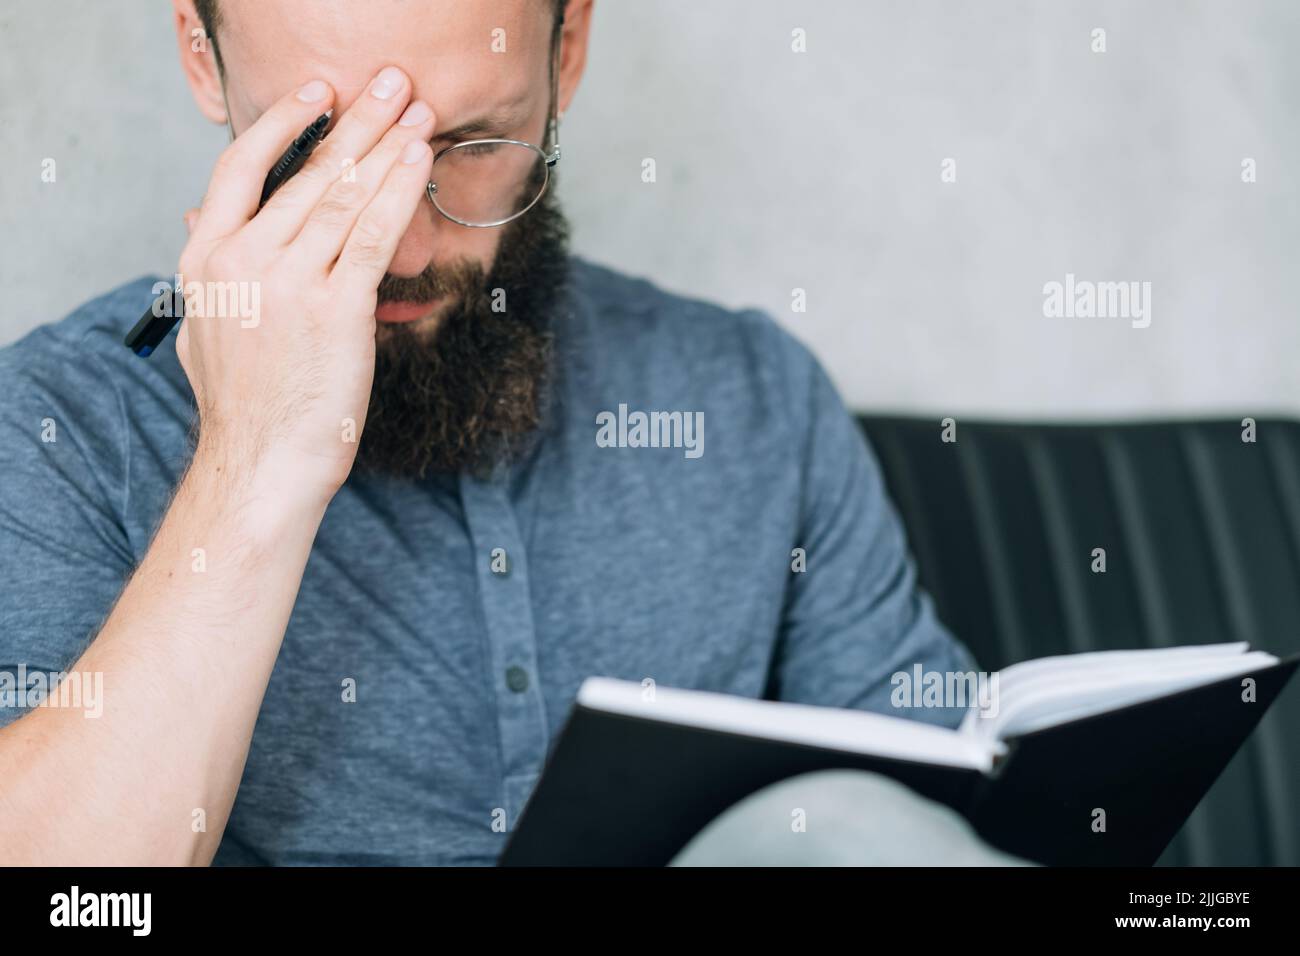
[124,110,333,357]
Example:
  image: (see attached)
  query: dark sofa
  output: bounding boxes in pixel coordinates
[857,416,1300,866]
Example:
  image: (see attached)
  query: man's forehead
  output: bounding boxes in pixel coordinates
[219,0,551,116]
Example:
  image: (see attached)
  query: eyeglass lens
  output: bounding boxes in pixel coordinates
[429,141,549,226]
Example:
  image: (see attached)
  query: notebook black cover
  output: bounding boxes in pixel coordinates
[499,656,1297,866]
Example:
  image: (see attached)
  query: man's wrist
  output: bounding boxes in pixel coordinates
[186,439,338,538]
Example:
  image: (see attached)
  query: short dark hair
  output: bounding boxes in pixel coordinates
[193,0,564,71]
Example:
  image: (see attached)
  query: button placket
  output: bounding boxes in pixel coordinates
[459,473,549,825]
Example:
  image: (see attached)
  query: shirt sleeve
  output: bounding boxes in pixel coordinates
[769,341,978,730]
[0,328,136,728]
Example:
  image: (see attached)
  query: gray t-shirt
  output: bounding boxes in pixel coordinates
[0,256,975,864]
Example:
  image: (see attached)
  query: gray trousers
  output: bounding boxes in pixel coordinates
[669,769,1036,866]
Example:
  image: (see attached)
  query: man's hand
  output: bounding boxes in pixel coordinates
[0,68,439,867]
[176,67,436,501]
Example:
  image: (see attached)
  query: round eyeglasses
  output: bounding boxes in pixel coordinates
[425,135,560,228]
[210,13,565,231]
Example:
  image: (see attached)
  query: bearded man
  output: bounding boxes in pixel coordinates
[0,0,1004,866]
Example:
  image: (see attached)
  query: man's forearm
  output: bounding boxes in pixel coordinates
[0,445,329,865]
[0,63,432,866]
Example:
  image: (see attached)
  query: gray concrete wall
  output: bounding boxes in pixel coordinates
[2,0,1296,417]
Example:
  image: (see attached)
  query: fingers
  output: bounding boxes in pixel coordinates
[331,141,433,289]
[287,100,436,267]
[189,80,336,245]
[246,66,419,249]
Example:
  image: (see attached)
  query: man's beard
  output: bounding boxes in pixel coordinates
[355,188,570,481]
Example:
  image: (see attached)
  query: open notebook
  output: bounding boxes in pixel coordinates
[500,643,1297,866]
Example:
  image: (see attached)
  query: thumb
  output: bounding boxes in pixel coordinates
[183,208,200,235]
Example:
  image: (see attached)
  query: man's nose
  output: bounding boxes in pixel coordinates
[384,195,441,278]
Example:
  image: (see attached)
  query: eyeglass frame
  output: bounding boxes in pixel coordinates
[209,10,564,230]
[427,14,564,228]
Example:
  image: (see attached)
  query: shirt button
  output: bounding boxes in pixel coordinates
[505,666,530,693]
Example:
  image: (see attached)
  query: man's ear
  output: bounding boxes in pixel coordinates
[173,0,228,125]
[556,0,595,116]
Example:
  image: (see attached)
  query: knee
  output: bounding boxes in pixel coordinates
[669,769,1034,866]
